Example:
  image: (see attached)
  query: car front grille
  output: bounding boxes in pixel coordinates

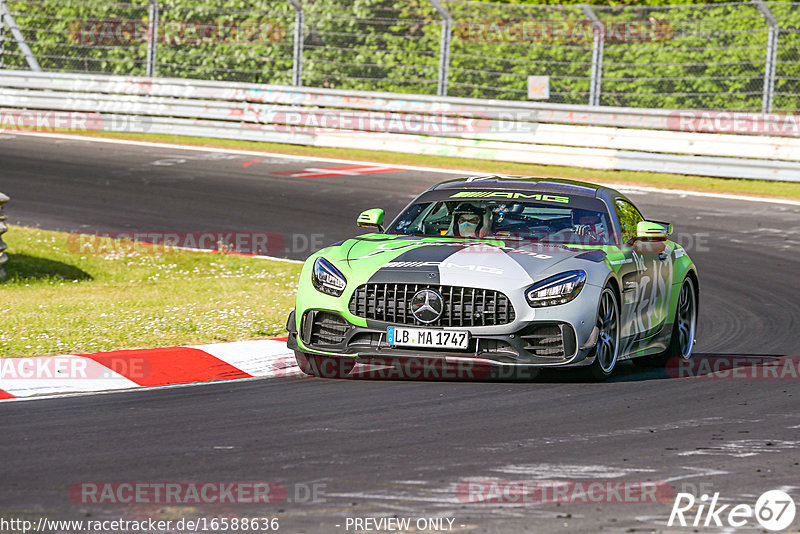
[348,283,516,327]
[520,323,576,360]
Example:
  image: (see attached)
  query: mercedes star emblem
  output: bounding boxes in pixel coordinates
[410,289,444,324]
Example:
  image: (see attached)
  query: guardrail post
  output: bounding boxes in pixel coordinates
[754,0,778,113]
[0,192,8,280]
[146,0,159,77]
[287,0,304,86]
[429,0,452,97]
[0,0,41,71]
[580,4,604,107]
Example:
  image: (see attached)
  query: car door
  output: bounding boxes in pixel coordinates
[615,198,672,341]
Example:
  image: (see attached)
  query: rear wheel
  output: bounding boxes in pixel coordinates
[649,277,697,366]
[587,286,620,381]
[294,351,355,378]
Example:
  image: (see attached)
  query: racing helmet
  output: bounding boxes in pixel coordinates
[452,202,488,238]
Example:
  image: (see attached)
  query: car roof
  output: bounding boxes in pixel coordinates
[429,175,630,204]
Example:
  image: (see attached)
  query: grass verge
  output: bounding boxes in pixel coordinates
[0,225,301,357]
[62,129,800,201]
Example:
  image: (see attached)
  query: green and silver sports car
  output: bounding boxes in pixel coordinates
[286,175,698,380]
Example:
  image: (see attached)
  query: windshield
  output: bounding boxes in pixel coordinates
[387,199,614,246]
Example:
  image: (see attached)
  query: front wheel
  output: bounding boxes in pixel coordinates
[587,286,620,381]
[294,351,355,378]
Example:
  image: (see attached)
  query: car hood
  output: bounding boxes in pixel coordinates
[339,234,605,289]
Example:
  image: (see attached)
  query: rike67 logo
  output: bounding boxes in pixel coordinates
[669,490,796,531]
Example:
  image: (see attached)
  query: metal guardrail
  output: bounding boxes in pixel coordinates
[1,70,799,182]
[4,70,800,133]
[0,192,8,280]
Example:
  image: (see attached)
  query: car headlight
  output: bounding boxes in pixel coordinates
[525,270,587,307]
[312,257,347,297]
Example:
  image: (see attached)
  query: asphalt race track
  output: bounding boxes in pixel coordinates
[1,133,799,533]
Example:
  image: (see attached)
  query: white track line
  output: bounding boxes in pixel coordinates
[8,131,468,175]
[10,131,800,207]
[0,374,278,404]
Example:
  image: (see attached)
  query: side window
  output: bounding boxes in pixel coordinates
[615,199,644,245]
[431,202,451,221]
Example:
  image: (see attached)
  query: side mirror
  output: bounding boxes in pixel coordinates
[636,221,671,241]
[357,208,385,231]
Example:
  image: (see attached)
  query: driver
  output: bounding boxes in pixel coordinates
[571,209,606,241]
[451,203,489,238]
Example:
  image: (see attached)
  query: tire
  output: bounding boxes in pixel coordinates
[294,351,355,378]
[587,286,620,381]
[649,277,698,367]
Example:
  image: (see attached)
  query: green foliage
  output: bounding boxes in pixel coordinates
[2,0,798,110]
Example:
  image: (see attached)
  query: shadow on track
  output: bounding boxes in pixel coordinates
[305,353,794,384]
[542,353,794,383]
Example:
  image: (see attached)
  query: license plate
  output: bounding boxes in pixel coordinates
[387,326,469,350]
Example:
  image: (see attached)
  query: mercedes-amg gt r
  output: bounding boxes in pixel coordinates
[286,175,698,380]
